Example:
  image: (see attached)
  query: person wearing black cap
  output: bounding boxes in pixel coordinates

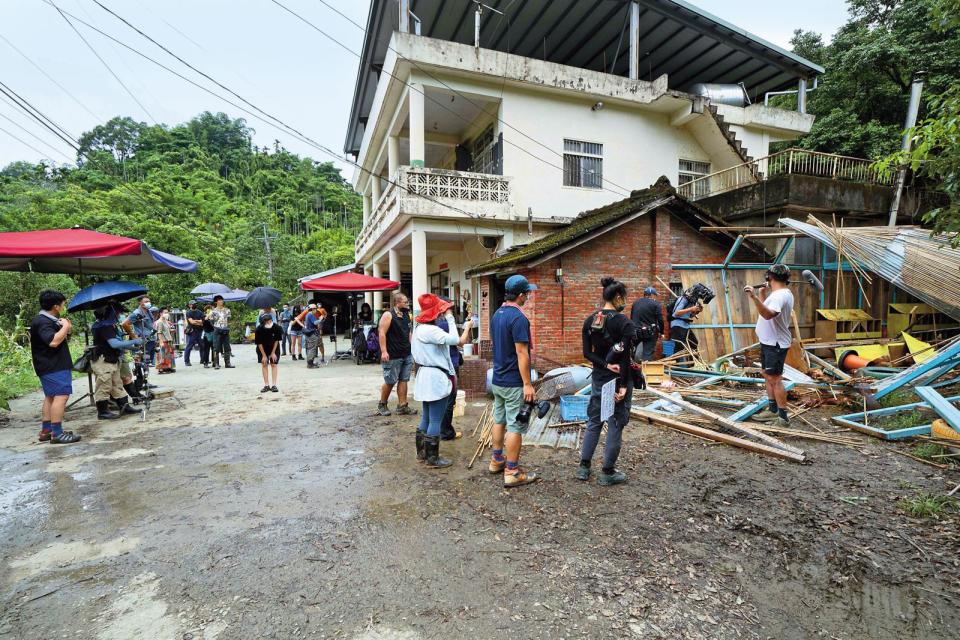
[183,300,204,366]
[255,312,283,392]
[744,264,795,426]
[630,286,663,362]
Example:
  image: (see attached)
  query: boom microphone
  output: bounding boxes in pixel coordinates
[751,269,824,292]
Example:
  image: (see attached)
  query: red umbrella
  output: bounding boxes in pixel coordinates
[300,271,399,292]
[0,228,197,274]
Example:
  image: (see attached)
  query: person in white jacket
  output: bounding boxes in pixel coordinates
[412,293,473,468]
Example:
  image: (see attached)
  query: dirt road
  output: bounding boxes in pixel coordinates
[1,345,958,639]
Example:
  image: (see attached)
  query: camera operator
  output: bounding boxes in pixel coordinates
[122,295,156,366]
[576,278,636,486]
[669,288,702,352]
[91,303,143,419]
[743,264,795,426]
[630,286,663,362]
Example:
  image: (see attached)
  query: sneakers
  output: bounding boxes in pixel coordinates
[488,457,505,474]
[503,467,538,488]
[751,409,780,423]
[776,416,790,427]
[598,470,627,486]
[270,386,279,393]
[575,463,591,481]
[396,404,418,415]
[50,431,81,444]
[38,429,51,442]
[377,402,392,416]
[261,385,271,393]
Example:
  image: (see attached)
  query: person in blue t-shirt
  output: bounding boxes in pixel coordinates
[489,274,539,488]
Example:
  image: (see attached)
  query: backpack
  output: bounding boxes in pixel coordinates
[366,327,380,354]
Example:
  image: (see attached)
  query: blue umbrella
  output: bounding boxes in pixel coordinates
[67,280,147,312]
[190,282,232,295]
[245,287,282,309]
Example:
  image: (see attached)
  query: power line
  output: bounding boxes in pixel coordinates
[0,81,80,151]
[58,0,485,222]
[0,124,60,161]
[0,32,102,121]
[309,0,630,197]
[0,106,75,161]
[48,0,157,124]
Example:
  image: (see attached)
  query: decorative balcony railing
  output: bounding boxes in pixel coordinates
[677,148,895,201]
[355,166,511,256]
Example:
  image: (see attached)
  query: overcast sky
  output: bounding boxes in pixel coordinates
[0,0,850,173]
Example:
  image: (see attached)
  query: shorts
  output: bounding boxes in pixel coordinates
[492,384,526,435]
[382,354,413,385]
[760,343,788,376]
[39,369,73,397]
[288,328,302,337]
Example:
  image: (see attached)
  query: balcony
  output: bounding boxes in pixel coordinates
[677,148,894,201]
[356,166,511,259]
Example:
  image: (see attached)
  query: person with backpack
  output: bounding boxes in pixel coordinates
[576,277,636,486]
[669,289,702,352]
[90,303,143,419]
[630,286,663,361]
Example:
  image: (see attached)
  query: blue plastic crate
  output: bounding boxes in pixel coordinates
[661,339,676,356]
[559,395,590,421]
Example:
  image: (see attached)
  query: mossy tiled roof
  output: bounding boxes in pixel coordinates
[466,176,740,276]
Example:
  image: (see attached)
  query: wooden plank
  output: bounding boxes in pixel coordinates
[915,387,960,432]
[729,382,797,421]
[643,387,805,456]
[632,409,806,463]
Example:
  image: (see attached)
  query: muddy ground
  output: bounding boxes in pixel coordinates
[1,345,958,639]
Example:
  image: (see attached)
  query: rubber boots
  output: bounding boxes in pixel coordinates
[212,352,220,369]
[115,396,140,416]
[223,352,235,368]
[123,382,142,402]
[423,436,452,469]
[96,400,120,420]
[415,431,426,463]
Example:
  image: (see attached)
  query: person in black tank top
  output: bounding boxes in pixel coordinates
[377,292,417,416]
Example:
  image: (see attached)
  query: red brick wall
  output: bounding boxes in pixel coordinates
[518,212,730,367]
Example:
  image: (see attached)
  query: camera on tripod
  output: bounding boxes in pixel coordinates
[684,283,715,306]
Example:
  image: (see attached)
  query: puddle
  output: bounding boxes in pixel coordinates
[46,448,152,474]
[97,572,180,640]
[9,536,140,580]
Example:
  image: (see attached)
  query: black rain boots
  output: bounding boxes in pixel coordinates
[96,400,120,420]
[415,431,426,463]
[115,396,140,416]
[423,435,452,469]
[223,353,235,368]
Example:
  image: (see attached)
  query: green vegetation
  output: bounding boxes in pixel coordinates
[899,492,958,518]
[875,409,930,431]
[910,442,949,459]
[1,111,361,404]
[878,388,919,408]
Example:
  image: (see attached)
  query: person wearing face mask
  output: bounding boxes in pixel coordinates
[210,295,234,369]
[91,303,143,419]
[576,277,636,487]
[255,313,283,393]
[122,295,157,366]
[279,303,292,357]
[30,290,80,444]
[154,307,177,373]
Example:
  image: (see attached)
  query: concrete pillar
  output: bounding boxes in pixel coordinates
[399,0,409,33]
[388,136,400,178]
[408,84,425,168]
[629,1,640,80]
[389,248,400,283]
[362,193,371,227]
[797,78,807,114]
[411,229,428,312]
[372,262,383,312]
[364,266,373,307]
[371,173,382,207]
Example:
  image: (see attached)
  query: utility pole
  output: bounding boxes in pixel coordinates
[888,72,925,227]
[259,222,278,284]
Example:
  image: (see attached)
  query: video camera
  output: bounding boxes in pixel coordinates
[516,399,551,425]
[684,283,715,306]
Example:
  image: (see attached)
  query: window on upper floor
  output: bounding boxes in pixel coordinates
[563,139,603,189]
[678,159,711,198]
[470,125,496,174]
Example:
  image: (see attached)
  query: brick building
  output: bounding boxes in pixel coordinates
[462,177,757,381]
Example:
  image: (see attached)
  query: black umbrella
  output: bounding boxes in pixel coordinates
[245,287,282,309]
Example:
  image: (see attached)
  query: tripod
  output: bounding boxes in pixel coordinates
[331,312,352,361]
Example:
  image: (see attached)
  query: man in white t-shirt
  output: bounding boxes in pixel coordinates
[743,264,795,426]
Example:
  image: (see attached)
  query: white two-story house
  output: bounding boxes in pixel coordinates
[346,0,821,313]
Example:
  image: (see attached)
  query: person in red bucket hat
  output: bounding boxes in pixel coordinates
[411,293,473,468]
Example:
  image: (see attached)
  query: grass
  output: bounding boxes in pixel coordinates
[899,493,959,518]
[874,409,931,431]
[879,388,919,408]
[911,442,950,460]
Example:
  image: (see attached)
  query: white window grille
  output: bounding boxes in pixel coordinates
[678,159,711,198]
[563,139,603,189]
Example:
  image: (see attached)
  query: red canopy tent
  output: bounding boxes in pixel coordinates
[300,271,399,292]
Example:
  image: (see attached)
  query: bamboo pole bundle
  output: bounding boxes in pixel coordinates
[467,406,494,469]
